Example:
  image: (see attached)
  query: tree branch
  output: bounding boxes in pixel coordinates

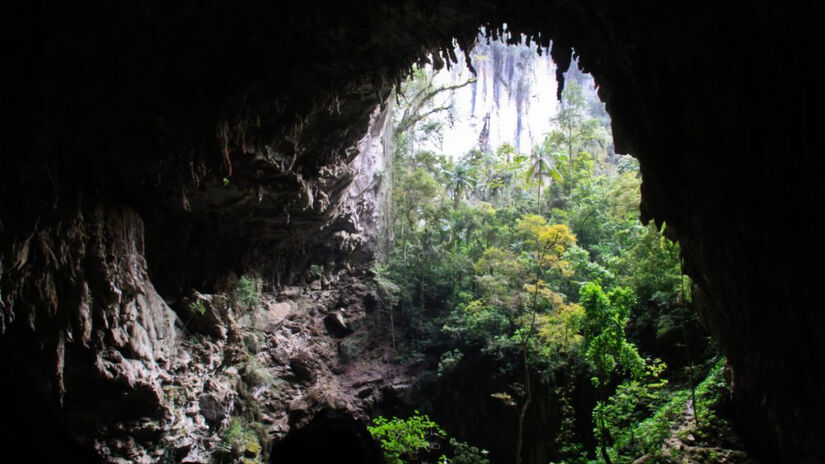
[396,105,452,133]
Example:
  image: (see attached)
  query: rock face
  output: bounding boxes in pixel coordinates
[3,2,825,463]
[157,274,412,463]
[0,203,178,462]
[0,82,396,462]
[2,259,411,463]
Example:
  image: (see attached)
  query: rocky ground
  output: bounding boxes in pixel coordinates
[632,399,752,464]
[101,271,410,464]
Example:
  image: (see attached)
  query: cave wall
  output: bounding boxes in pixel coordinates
[3,1,825,462]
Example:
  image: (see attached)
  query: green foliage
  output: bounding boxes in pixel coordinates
[368,413,489,464]
[189,300,207,316]
[339,336,366,364]
[437,349,464,377]
[579,282,644,384]
[375,266,402,309]
[368,413,446,464]
[233,275,261,312]
[309,264,323,279]
[588,358,732,463]
[241,356,272,388]
[578,282,648,463]
[595,360,669,460]
[646,361,725,449]
[381,59,717,464]
[218,417,264,459]
[447,438,490,464]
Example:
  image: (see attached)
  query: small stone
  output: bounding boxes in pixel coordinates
[288,397,308,413]
[289,356,315,383]
[198,394,227,423]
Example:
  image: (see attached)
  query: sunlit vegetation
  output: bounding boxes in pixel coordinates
[376,48,736,464]
[368,412,490,464]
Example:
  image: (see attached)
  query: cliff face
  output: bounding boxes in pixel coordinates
[1,93,395,462]
[0,165,394,462]
[3,1,825,463]
[1,203,179,460]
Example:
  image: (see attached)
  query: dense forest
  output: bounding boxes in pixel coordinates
[366,40,749,464]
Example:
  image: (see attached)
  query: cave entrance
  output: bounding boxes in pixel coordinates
[370,27,726,464]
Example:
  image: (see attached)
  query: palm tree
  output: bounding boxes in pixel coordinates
[443,162,477,208]
[525,148,563,213]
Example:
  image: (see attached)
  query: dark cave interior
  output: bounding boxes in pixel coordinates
[268,410,384,464]
[2,1,825,463]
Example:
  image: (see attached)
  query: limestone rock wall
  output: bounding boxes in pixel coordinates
[0,201,178,461]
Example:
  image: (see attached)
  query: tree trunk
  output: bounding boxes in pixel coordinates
[401,219,408,265]
[567,125,574,196]
[599,410,613,464]
[389,305,397,352]
[517,264,543,464]
[598,380,614,464]
[516,345,531,464]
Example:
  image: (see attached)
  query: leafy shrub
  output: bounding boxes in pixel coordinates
[309,264,323,279]
[375,271,401,309]
[241,356,272,388]
[368,413,489,464]
[189,301,207,316]
[243,333,263,353]
[601,357,731,460]
[447,438,490,464]
[437,349,464,377]
[218,418,262,458]
[368,412,445,464]
[233,275,261,312]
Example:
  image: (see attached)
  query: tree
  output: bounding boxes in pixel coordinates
[393,167,441,264]
[542,80,607,199]
[579,282,645,464]
[443,161,478,209]
[368,413,446,464]
[514,216,576,464]
[394,67,476,137]
[525,148,563,214]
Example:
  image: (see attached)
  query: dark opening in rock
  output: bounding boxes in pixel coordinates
[324,312,354,338]
[269,410,383,464]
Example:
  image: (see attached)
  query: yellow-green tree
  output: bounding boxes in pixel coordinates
[514,215,576,464]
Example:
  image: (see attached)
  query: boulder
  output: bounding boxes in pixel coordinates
[289,354,316,383]
[324,312,353,338]
[198,393,227,424]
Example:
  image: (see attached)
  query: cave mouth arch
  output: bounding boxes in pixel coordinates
[3,3,824,464]
[362,11,825,463]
